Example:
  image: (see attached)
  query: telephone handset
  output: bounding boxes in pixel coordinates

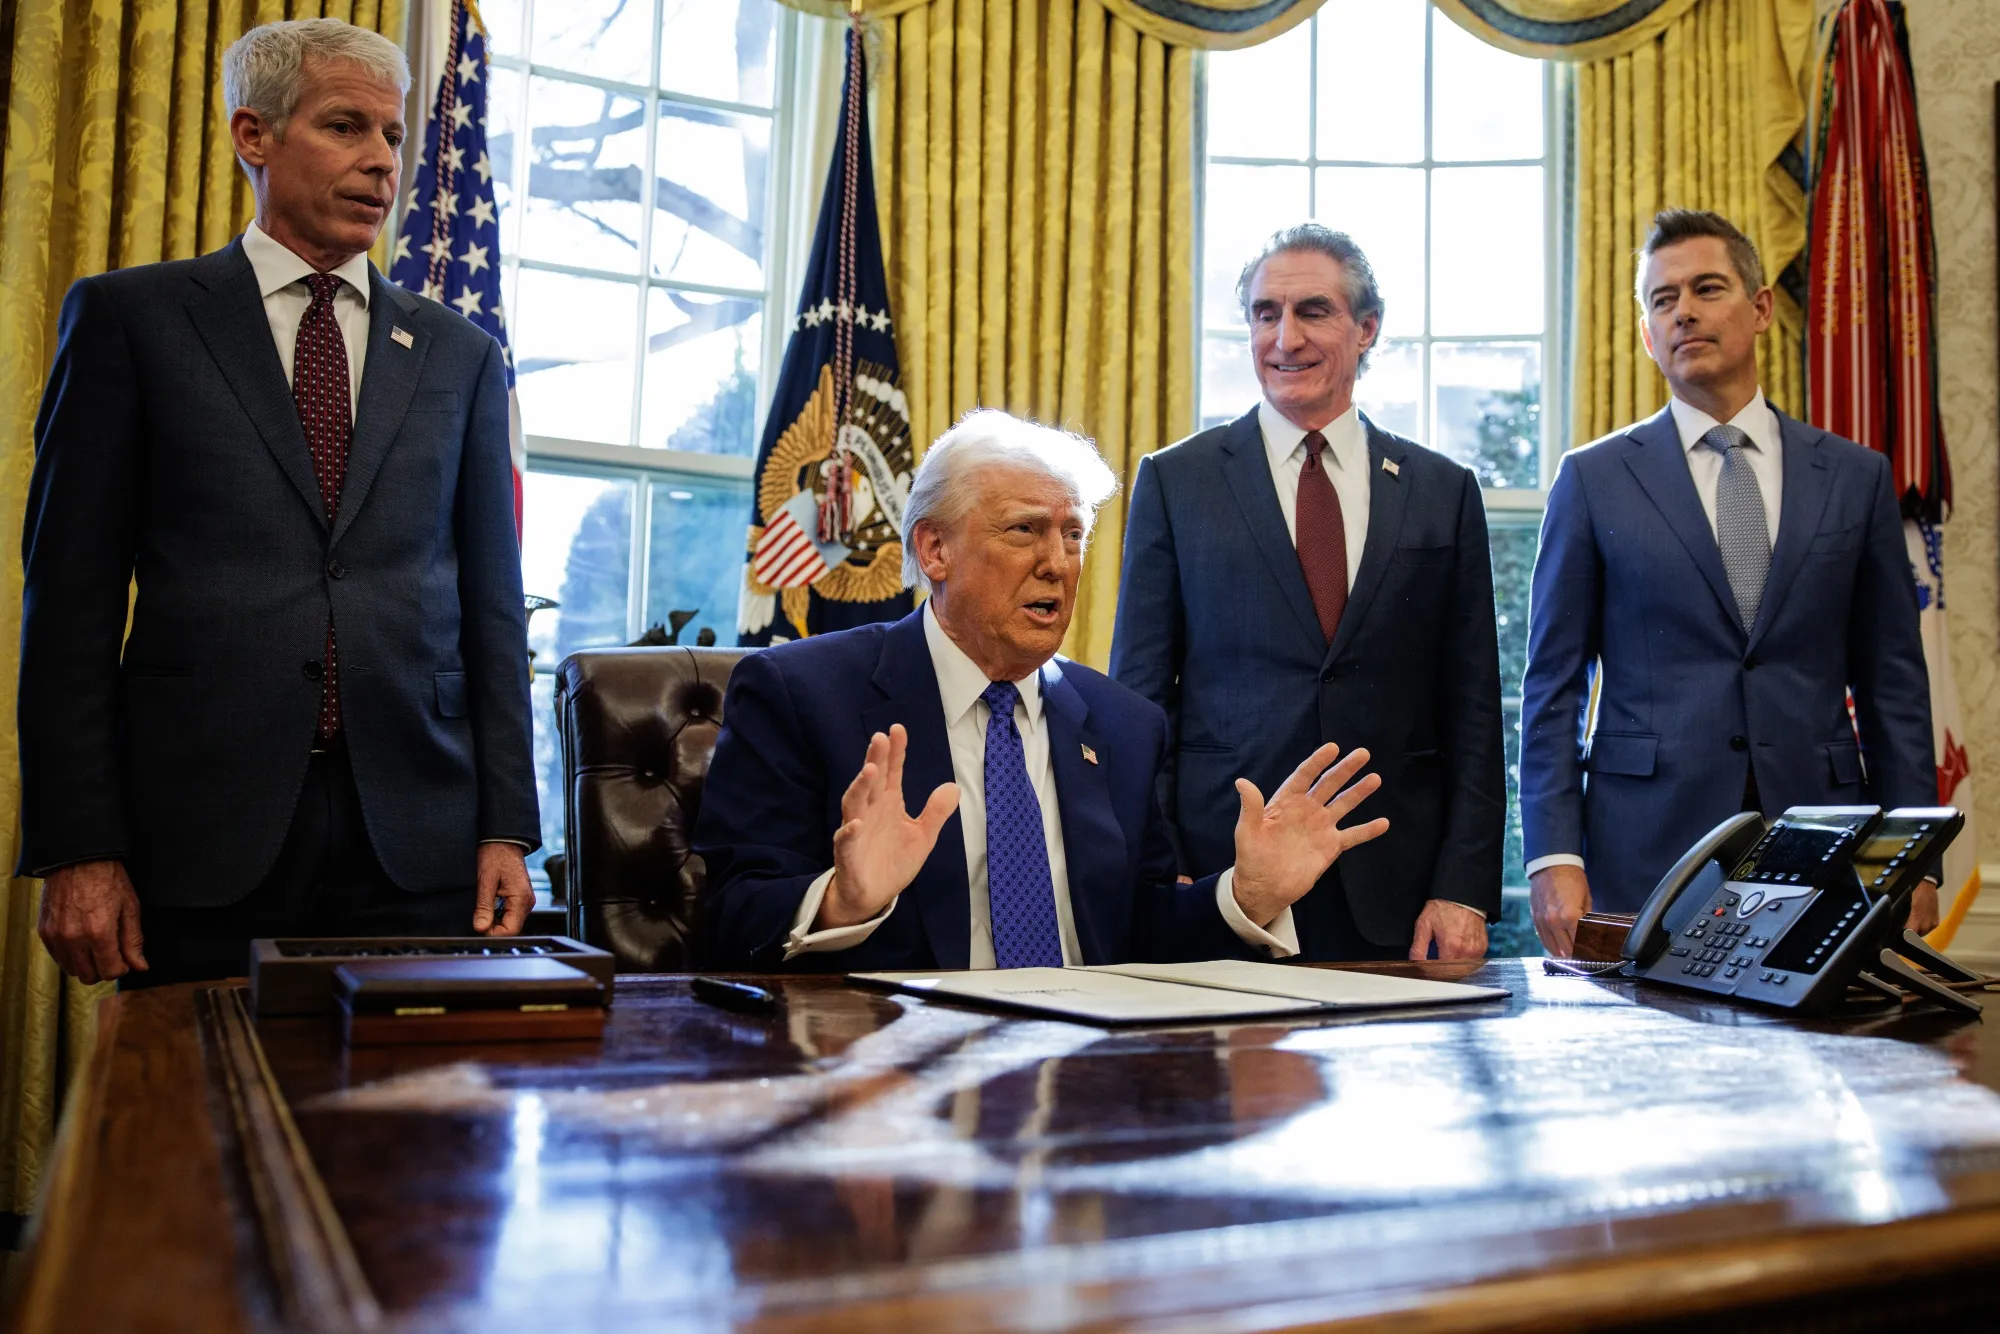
[1621,806,1976,1015]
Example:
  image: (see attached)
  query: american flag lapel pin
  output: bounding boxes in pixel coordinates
[391,326,414,349]
[1081,744,1098,765]
[1382,456,1400,476]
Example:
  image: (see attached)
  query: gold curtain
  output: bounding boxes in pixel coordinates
[1540,0,1816,443]
[0,0,406,1228]
[867,0,1196,668]
[786,0,1315,51]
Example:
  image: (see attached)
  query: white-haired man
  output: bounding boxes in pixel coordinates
[696,410,1389,971]
[23,18,538,987]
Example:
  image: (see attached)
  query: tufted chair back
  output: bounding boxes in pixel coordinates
[555,646,754,971]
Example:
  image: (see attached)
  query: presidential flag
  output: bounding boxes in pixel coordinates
[389,0,523,530]
[738,23,912,644]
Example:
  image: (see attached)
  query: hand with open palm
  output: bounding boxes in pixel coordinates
[818,724,961,931]
[1230,742,1389,927]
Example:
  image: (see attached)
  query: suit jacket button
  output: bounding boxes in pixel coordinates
[1730,735,1748,752]
[1321,666,1337,683]
[327,559,346,580]
[1743,656,1757,670]
[303,660,324,681]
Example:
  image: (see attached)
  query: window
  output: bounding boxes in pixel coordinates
[1200,1,1555,932]
[479,0,808,876]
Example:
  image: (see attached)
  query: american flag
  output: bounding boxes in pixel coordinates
[388,0,523,529]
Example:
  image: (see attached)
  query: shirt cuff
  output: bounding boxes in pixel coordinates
[1526,854,1585,876]
[1216,868,1300,959]
[784,868,896,959]
[480,839,534,850]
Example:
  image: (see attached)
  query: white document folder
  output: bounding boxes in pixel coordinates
[849,960,1508,1026]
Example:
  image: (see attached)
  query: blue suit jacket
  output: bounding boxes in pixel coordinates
[692,609,1250,971]
[18,239,538,905]
[1108,408,1505,953]
[1519,405,1934,911]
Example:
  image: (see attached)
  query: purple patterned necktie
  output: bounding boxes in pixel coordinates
[294,272,352,739]
[981,680,1062,968]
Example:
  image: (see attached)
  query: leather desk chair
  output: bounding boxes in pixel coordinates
[555,646,753,971]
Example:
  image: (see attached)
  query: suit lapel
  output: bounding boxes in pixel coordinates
[1327,418,1409,663]
[184,241,325,526]
[1619,406,1741,630]
[860,611,970,969]
[331,271,429,547]
[1219,407,1325,654]
[1039,661,1126,965]
[1746,411,1835,654]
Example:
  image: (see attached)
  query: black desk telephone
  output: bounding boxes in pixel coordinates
[1623,806,1984,1016]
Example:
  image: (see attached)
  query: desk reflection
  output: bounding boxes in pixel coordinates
[274,965,2000,1323]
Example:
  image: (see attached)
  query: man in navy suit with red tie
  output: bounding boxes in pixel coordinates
[696,410,1390,972]
[22,19,538,986]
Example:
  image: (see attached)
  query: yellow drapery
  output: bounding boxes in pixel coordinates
[0,0,406,1228]
[865,0,1196,668]
[784,0,1316,51]
[1563,0,1814,443]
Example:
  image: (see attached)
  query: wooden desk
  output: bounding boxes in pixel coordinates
[13,960,2000,1332]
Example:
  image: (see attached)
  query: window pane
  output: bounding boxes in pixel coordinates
[488,68,525,260]
[642,293,762,454]
[1502,705,1529,896]
[1204,164,1308,328]
[1430,166,1544,335]
[661,0,780,108]
[531,0,652,85]
[522,471,636,864]
[653,105,770,288]
[1316,0,1425,164]
[520,78,647,274]
[482,0,526,60]
[1204,22,1310,161]
[1314,167,1424,338]
[1354,339,1420,439]
[1432,14,1543,161]
[1200,333,1260,431]
[1489,519,1537,696]
[514,270,638,444]
[645,474,754,645]
[1432,341,1540,485]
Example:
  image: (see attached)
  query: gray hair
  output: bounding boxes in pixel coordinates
[224,19,410,133]
[1235,222,1386,374]
[899,409,1119,593]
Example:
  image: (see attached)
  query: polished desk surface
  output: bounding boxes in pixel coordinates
[14,959,2000,1333]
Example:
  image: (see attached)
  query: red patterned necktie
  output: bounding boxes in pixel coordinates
[294,272,352,739]
[1294,430,1348,643]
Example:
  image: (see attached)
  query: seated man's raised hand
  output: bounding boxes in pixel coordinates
[1230,743,1389,928]
[818,724,962,930]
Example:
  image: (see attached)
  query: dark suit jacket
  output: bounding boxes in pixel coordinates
[692,610,1252,971]
[1109,407,1505,954]
[1519,405,1934,911]
[18,238,539,906]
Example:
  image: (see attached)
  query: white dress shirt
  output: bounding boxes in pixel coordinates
[1526,389,1784,878]
[786,603,1298,962]
[242,220,372,418]
[1259,399,1370,589]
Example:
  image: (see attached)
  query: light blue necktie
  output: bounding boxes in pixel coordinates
[981,680,1062,968]
[1704,424,1771,634]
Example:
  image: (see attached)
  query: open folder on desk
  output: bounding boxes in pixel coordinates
[848,959,1509,1026]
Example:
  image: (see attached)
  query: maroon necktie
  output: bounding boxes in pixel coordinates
[294,272,351,739]
[1294,430,1348,643]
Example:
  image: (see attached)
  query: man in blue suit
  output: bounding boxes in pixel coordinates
[1110,225,1503,963]
[23,20,538,987]
[695,410,1389,972]
[1521,209,1935,955]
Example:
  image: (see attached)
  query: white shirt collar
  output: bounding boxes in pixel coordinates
[1668,389,1776,456]
[1258,399,1364,472]
[243,220,373,307]
[923,601,1045,727]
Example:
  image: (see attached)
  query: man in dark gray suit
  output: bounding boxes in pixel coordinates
[1111,224,1504,962]
[22,18,538,986]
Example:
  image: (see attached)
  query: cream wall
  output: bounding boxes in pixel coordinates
[1907,4,2000,867]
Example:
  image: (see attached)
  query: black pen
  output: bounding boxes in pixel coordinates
[690,976,779,1014]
